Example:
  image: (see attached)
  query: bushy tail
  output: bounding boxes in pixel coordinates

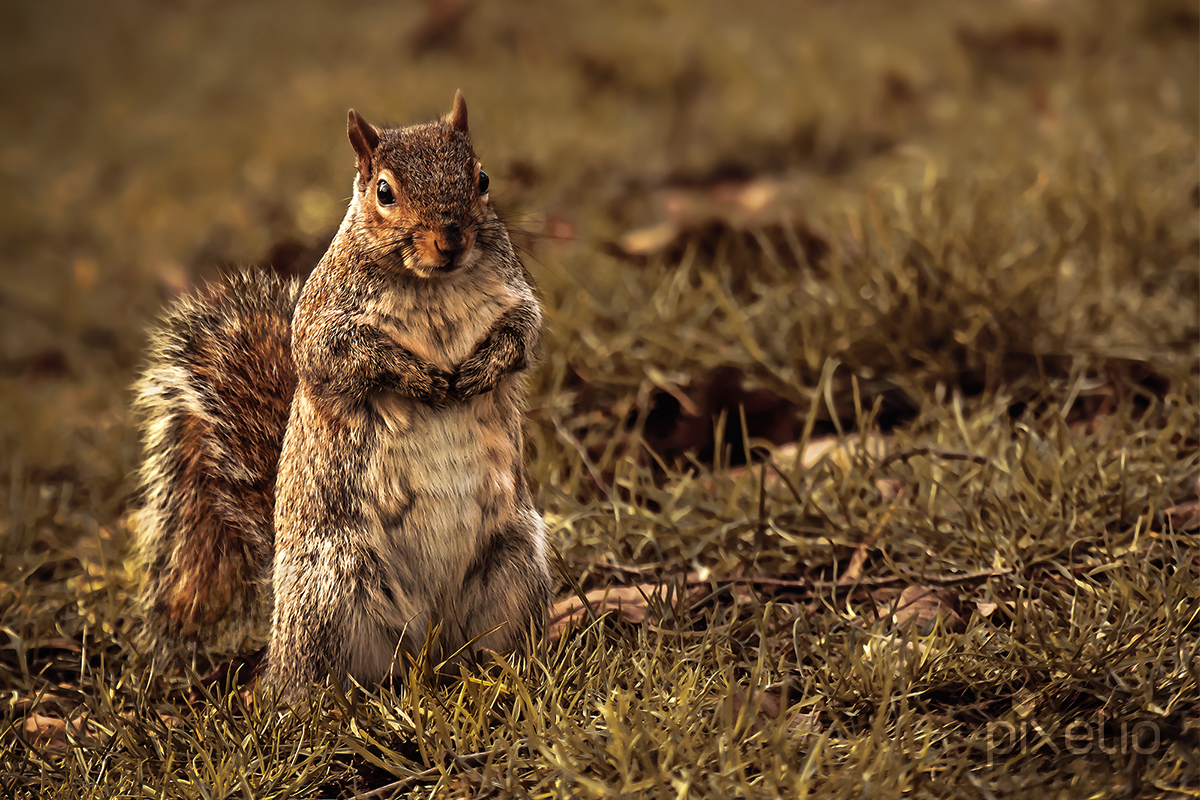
[132,271,300,655]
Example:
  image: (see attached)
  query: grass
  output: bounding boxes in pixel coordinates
[1,0,1198,797]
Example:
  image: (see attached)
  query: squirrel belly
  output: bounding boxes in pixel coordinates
[133,92,551,700]
[132,272,300,654]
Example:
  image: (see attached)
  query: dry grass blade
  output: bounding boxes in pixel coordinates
[838,486,906,586]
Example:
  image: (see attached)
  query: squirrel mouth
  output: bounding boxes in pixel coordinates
[402,229,473,276]
[403,252,466,278]
[430,242,475,275]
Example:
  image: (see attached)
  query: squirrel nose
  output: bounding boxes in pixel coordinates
[435,223,463,256]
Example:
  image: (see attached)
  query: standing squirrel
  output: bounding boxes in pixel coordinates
[133,92,551,700]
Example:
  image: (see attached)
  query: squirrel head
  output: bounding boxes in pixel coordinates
[346,91,498,279]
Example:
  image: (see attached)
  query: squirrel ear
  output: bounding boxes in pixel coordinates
[347,109,380,179]
[447,90,468,134]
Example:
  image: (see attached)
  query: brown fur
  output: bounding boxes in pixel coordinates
[132,94,549,699]
[133,272,300,653]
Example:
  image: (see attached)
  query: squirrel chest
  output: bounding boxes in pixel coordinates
[366,280,524,577]
[371,274,520,376]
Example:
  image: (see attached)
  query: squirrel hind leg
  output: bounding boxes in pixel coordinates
[266,543,413,701]
[442,515,552,667]
[133,271,301,656]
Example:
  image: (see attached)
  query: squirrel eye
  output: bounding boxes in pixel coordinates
[478,170,489,195]
[376,179,395,206]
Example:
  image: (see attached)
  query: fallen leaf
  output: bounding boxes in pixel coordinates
[22,712,88,752]
[614,209,830,276]
[727,679,820,737]
[875,477,904,499]
[885,586,965,634]
[731,685,783,720]
[788,710,823,741]
[617,221,680,256]
[724,433,891,489]
[838,487,906,586]
[547,575,710,641]
[795,433,889,472]
[1163,501,1200,532]
[974,601,998,617]
[23,713,66,748]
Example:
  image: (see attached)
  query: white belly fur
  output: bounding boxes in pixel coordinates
[365,400,501,600]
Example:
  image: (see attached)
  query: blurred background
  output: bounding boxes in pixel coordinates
[0,0,1196,504]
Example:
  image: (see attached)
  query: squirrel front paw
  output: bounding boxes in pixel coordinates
[392,362,450,404]
[422,366,451,404]
[448,361,491,402]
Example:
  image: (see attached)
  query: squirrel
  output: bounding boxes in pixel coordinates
[132,92,551,700]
